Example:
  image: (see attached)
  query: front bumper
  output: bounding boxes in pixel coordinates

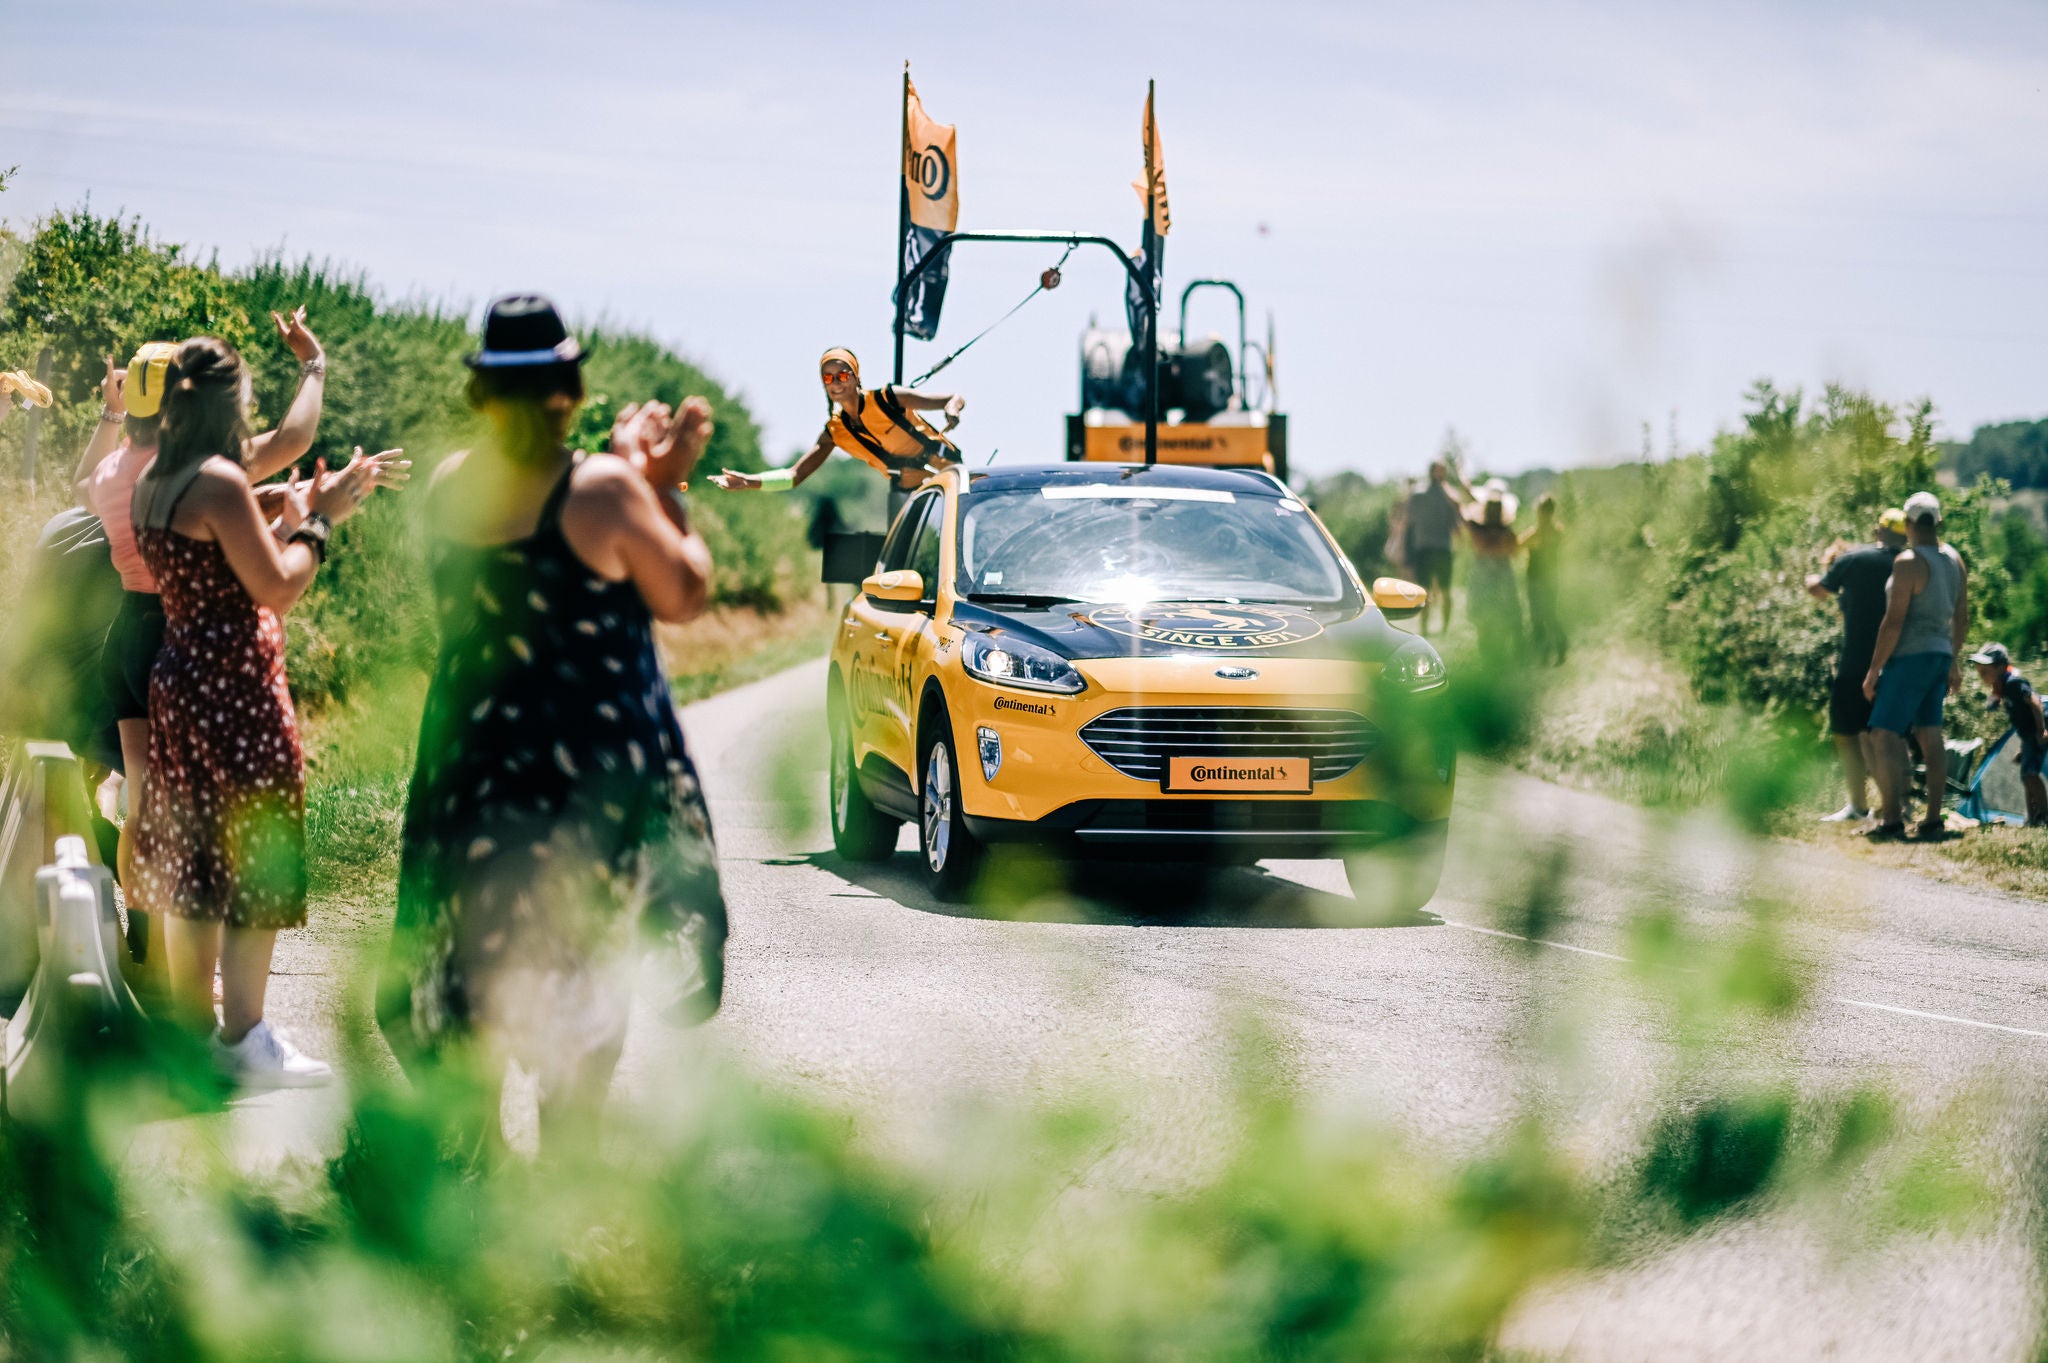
[962,796,1431,859]
[950,654,1455,845]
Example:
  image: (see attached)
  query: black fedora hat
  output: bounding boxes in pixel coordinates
[466,293,586,369]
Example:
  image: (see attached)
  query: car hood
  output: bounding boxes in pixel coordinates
[946,598,1414,664]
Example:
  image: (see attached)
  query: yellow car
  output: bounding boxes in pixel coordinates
[826,462,1456,906]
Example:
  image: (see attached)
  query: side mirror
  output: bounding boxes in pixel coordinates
[1371,576,1428,620]
[862,569,925,604]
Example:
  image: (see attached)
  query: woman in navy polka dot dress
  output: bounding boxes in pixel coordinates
[129,336,383,1088]
[379,296,727,1149]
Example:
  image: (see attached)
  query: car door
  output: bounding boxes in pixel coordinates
[870,488,945,778]
[844,491,937,777]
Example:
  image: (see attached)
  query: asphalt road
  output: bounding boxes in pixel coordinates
[222,659,2048,1359]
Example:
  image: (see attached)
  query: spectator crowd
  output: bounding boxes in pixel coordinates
[0,295,728,1153]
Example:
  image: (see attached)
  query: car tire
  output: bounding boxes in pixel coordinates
[918,714,986,903]
[829,684,900,862]
[1343,820,1448,917]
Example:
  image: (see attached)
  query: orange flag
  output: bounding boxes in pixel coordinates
[905,77,959,233]
[1132,83,1170,237]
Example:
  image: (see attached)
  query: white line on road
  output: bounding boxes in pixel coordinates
[1830,997,2048,1041]
[1441,920,1632,962]
[1439,919,2048,1043]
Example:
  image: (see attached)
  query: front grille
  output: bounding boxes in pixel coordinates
[1078,706,1378,784]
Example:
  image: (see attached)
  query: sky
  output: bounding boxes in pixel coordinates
[3,0,2045,479]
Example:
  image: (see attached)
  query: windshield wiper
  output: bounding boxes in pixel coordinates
[965,592,1081,608]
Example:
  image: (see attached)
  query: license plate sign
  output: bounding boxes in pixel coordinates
[1164,756,1312,793]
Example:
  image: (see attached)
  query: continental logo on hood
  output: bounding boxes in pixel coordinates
[1086,605,1324,651]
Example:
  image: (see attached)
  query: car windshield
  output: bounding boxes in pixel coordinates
[956,484,1357,606]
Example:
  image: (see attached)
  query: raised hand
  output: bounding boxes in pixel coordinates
[639,397,714,488]
[273,306,324,365]
[102,355,127,415]
[360,447,411,491]
[609,401,672,470]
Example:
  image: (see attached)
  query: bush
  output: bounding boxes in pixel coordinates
[1657,384,2002,720]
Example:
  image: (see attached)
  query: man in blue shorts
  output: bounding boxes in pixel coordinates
[1968,642,2048,827]
[1862,492,1970,839]
[1806,507,1908,821]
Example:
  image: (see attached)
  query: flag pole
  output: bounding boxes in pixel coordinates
[893,62,911,386]
[1143,79,1159,466]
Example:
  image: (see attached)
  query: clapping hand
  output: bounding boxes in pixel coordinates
[613,396,714,488]
[273,306,324,365]
[305,447,386,525]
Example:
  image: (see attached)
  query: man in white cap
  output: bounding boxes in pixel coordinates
[1861,490,1970,839]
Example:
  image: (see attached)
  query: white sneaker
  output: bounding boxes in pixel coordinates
[1819,804,1871,823]
[211,1021,333,1089]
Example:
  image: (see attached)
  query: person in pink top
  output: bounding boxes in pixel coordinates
[73,311,407,886]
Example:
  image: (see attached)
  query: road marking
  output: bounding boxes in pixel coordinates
[1440,919,2048,1042]
[1830,997,2048,1040]
[1441,920,1632,962]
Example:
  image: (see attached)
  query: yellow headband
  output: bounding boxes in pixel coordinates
[125,341,179,418]
[820,347,860,381]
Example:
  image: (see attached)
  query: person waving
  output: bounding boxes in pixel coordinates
[712,347,963,522]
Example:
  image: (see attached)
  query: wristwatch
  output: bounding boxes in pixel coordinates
[289,511,333,561]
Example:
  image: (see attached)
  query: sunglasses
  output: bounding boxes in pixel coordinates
[820,368,854,383]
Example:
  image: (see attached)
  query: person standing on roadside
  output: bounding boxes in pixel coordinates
[380,295,728,1156]
[1862,491,1969,840]
[1464,480,1522,662]
[1967,643,2048,827]
[1805,507,1909,823]
[129,336,384,1086]
[1407,458,1471,635]
[77,313,405,888]
[1522,492,1567,666]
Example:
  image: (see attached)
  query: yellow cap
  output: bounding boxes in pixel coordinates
[1876,507,1908,537]
[124,341,179,418]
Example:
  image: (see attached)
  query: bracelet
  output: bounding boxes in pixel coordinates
[300,358,327,379]
[98,407,125,425]
[663,485,691,532]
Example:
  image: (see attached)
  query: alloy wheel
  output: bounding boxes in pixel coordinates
[923,741,954,873]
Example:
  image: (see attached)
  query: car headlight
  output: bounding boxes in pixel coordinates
[1385,640,1447,691]
[960,632,1086,695]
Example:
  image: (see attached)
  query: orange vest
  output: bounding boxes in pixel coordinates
[825,386,958,474]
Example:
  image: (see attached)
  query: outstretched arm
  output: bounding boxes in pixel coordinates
[711,427,834,491]
[246,308,327,480]
[891,386,965,430]
[72,357,128,507]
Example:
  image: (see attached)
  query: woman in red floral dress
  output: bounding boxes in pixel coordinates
[129,337,383,1088]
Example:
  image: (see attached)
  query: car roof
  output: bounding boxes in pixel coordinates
[960,463,1292,497]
